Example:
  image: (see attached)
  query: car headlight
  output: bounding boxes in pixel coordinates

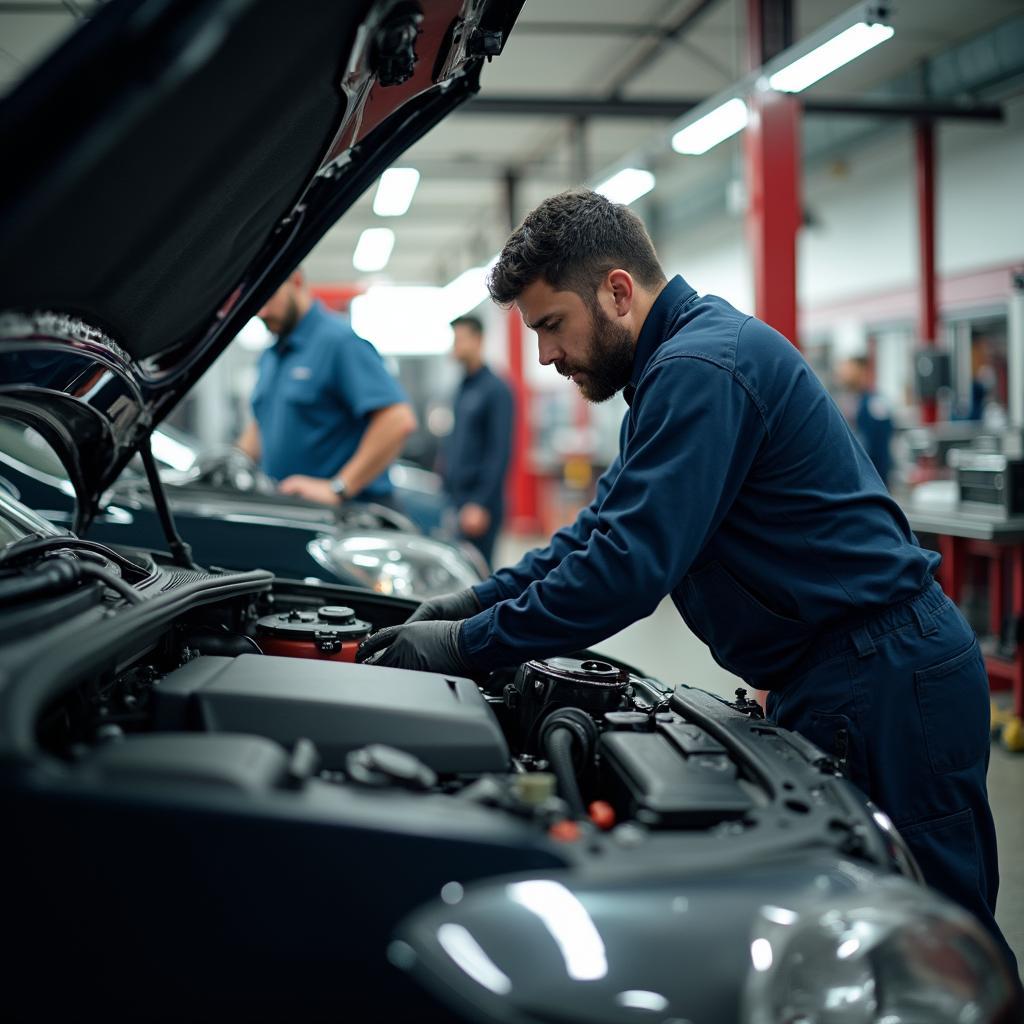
[307,531,482,599]
[742,875,1018,1024]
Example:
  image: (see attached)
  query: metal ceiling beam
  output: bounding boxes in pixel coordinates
[606,0,724,98]
[510,21,677,37]
[463,95,1004,122]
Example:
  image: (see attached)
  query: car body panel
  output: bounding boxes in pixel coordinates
[0,0,523,524]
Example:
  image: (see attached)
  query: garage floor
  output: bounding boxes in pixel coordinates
[494,537,1024,978]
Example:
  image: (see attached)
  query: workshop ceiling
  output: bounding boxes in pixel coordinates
[1,0,1022,290]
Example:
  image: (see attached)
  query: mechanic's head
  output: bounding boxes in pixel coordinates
[257,267,312,337]
[451,315,485,372]
[488,189,667,402]
[837,355,871,393]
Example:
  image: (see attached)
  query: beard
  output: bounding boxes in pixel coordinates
[261,294,301,338]
[557,306,635,403]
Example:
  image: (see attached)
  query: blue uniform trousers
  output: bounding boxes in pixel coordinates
[766,579,1018,976]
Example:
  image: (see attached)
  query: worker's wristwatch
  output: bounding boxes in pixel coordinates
[329,477,349,501]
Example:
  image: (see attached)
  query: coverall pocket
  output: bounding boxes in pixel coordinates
[895,807,980,902]
[914,638,989,775]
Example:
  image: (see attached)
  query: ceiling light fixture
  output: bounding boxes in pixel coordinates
[594,168,655,205]
[353,228,395,272]
[372,167,421,216]
[768,21,894,93]
[661,2,893,157]
[671,99,748,155]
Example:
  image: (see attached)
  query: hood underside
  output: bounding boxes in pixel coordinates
[0,0,521,523]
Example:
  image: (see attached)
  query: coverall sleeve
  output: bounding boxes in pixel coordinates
[462,356,766,669]
[464,379,514,510]
[471,431,625,610]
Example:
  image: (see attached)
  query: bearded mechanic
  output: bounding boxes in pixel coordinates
[357,188,1015,969]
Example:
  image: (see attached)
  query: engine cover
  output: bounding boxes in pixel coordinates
[152,655,509,774]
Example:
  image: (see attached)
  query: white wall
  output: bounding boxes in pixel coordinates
[655,93,1024,322]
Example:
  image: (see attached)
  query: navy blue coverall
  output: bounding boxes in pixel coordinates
[459,275,1014,969]
[852,390,894,487]
[440,365,514,566]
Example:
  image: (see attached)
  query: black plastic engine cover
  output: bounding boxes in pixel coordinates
[152,655,509,774]
[600,726,754,828]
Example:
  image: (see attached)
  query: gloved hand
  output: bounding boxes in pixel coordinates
[404,587,481,625]
[356,619,470,674]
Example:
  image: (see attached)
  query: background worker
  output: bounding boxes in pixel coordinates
[836,354,894,488]
[237,267,416,508]
[358,188,1016,975]
[439,315,514,566]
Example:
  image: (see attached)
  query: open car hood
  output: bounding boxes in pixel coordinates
[0,0,522,531]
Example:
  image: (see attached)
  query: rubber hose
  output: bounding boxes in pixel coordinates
[0,559,79,606]
[543,725,586,819]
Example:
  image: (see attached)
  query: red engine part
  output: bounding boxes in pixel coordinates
[257,636,364,663]
[254,605,371,663]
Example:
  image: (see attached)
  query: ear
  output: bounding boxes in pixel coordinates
[606,269,635,317]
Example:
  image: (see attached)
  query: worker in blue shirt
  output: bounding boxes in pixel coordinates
[836,355,894,487]
[358,190,1014,971]
[439,315,514,566]
[237,268,416,507]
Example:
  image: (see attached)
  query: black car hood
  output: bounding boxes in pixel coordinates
[0,0,521,530]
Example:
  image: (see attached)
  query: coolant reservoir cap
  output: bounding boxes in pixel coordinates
[318,605,356,624]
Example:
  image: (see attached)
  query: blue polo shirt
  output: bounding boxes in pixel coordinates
[461,275,939,688]
[251,302,406,499]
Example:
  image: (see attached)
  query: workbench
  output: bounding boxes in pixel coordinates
[906,504,1024,733]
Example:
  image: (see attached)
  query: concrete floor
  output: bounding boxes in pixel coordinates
[493,536,1024,978]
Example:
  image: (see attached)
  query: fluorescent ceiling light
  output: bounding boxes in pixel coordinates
[372,167,420,216]
[768,22,894,93]
[671,98,748,155]
[441,256,497,320]
[595,168,655,205]
[350,286,452,355]
[353,228,395,272]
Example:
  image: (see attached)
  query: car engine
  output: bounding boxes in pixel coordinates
[0,541,919,1021]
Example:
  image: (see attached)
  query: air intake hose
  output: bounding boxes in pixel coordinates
[539,707,598,820]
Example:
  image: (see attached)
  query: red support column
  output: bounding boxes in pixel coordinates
[916,121,938,424]
[745,0,801,349]
[745,90,802,347]
[506,307,539,533]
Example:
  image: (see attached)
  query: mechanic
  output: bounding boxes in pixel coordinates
[836,354,894,487]
[438,315,514,566]
[236,267,416,507]
[358,188,1017,971]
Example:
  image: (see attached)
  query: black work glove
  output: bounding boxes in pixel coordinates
[356,619,470,674]
[404,587,481,625]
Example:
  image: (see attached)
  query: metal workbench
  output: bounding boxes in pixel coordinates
[906,503,1024,722]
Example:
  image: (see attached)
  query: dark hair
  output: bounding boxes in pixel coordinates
[487,188,665,307]
[450,314,484,336]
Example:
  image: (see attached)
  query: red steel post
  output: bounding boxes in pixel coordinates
[506,306,539,532]
[745,0,801,349]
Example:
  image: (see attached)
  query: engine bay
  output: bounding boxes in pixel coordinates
[0,540,917,1021]
[3,540,874,864]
